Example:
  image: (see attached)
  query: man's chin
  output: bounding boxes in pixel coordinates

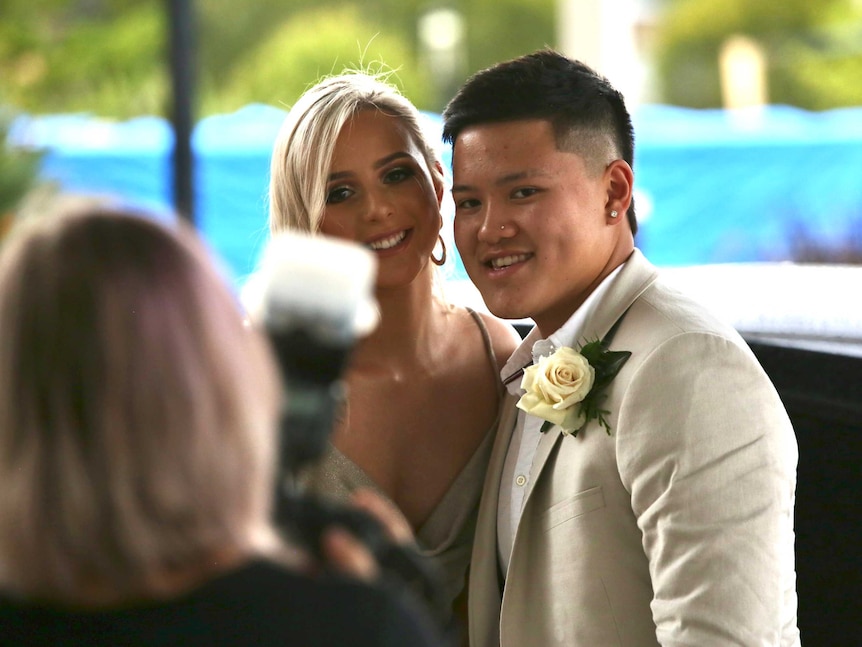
[467,280,532,319]
[482,300,530,323]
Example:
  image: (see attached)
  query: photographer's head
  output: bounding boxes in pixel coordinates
[443,48,637,233]
[0,204,281,604]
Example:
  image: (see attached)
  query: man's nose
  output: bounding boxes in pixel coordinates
[477,204,516,243]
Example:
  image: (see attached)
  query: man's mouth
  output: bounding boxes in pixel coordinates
[488,253,531,270]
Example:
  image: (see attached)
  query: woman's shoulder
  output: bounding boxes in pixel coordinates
[468,309,521,372]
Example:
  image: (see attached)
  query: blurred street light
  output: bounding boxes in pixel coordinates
[418,7,466,111]
[556,0,657,107]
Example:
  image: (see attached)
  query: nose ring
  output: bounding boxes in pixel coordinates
[500,225,505,230]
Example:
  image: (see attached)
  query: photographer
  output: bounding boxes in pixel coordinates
[0,203,448,646]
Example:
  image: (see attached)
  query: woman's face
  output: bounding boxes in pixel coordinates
[320,109,443,290]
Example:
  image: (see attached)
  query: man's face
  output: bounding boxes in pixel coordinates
[451,119,627,335]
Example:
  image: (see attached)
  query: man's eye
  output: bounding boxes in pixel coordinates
[512,187,539,199]
[326,187,353,204]
[455,198,480,210]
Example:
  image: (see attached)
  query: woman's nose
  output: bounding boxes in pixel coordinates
[363,188,394,222]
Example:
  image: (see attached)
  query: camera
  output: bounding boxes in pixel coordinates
[252,231,450,629]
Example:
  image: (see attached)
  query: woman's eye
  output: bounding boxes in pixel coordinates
[326,187,353,204]
[384,167,414,184]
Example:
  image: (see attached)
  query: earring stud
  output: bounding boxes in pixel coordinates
[610,210,619,218]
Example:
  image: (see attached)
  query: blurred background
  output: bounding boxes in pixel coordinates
[1,2,861,643]
[2,0,862,282]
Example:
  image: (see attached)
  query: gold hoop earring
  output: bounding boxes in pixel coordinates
[431,235,447,266]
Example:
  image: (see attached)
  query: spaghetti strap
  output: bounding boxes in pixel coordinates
[465,307,504,400]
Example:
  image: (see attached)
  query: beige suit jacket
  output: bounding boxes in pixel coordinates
[469,250,800,647]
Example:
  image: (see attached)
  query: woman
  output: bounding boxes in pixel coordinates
[267,71,520,623]
[0,204,447,646]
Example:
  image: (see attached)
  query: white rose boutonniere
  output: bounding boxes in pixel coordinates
[516,340,631,436]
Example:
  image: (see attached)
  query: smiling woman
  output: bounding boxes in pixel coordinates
[317,109,443,290]
[263,70,521,637]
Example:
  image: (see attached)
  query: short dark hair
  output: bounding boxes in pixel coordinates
[442,49,637,233]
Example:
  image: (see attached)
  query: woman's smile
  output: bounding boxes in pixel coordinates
[367,228,410,252]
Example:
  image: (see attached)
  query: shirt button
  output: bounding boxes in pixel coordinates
[515,474,527,487]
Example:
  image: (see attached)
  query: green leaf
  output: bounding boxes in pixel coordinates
[592,349,632,390]
[579,339,605,362]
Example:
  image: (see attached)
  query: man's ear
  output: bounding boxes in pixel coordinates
[605,159,634,222]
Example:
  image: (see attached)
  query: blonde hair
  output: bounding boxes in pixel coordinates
[0,204,281,601]
[269,71,444,234]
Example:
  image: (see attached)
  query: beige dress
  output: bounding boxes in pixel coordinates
[298,308,502,610]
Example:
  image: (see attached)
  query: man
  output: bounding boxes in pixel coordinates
[442,50,800,646]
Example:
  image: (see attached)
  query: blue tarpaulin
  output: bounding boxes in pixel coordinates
[11,104,862,286]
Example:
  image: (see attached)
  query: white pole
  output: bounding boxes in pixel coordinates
[556,0,652,107]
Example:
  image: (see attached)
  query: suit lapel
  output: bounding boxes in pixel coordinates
[470,392,519,645]
[582,249,658,342]
[582,249,658,339]
[522,424,562,505]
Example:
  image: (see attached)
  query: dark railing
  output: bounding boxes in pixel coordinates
[749,341,862,646]
[166,0,195,224]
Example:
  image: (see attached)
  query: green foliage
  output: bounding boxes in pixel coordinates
[655,0,862,108]
[0,2,166,117]
[206,5,432,114]
[463,0,556,74]
[4,0,860,117]
[200,0,553,113]
[5,0,860,117]
[0,0,556,118]
[0,115,43,218]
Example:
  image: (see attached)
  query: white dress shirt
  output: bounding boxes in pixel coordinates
[496,265,625,576]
